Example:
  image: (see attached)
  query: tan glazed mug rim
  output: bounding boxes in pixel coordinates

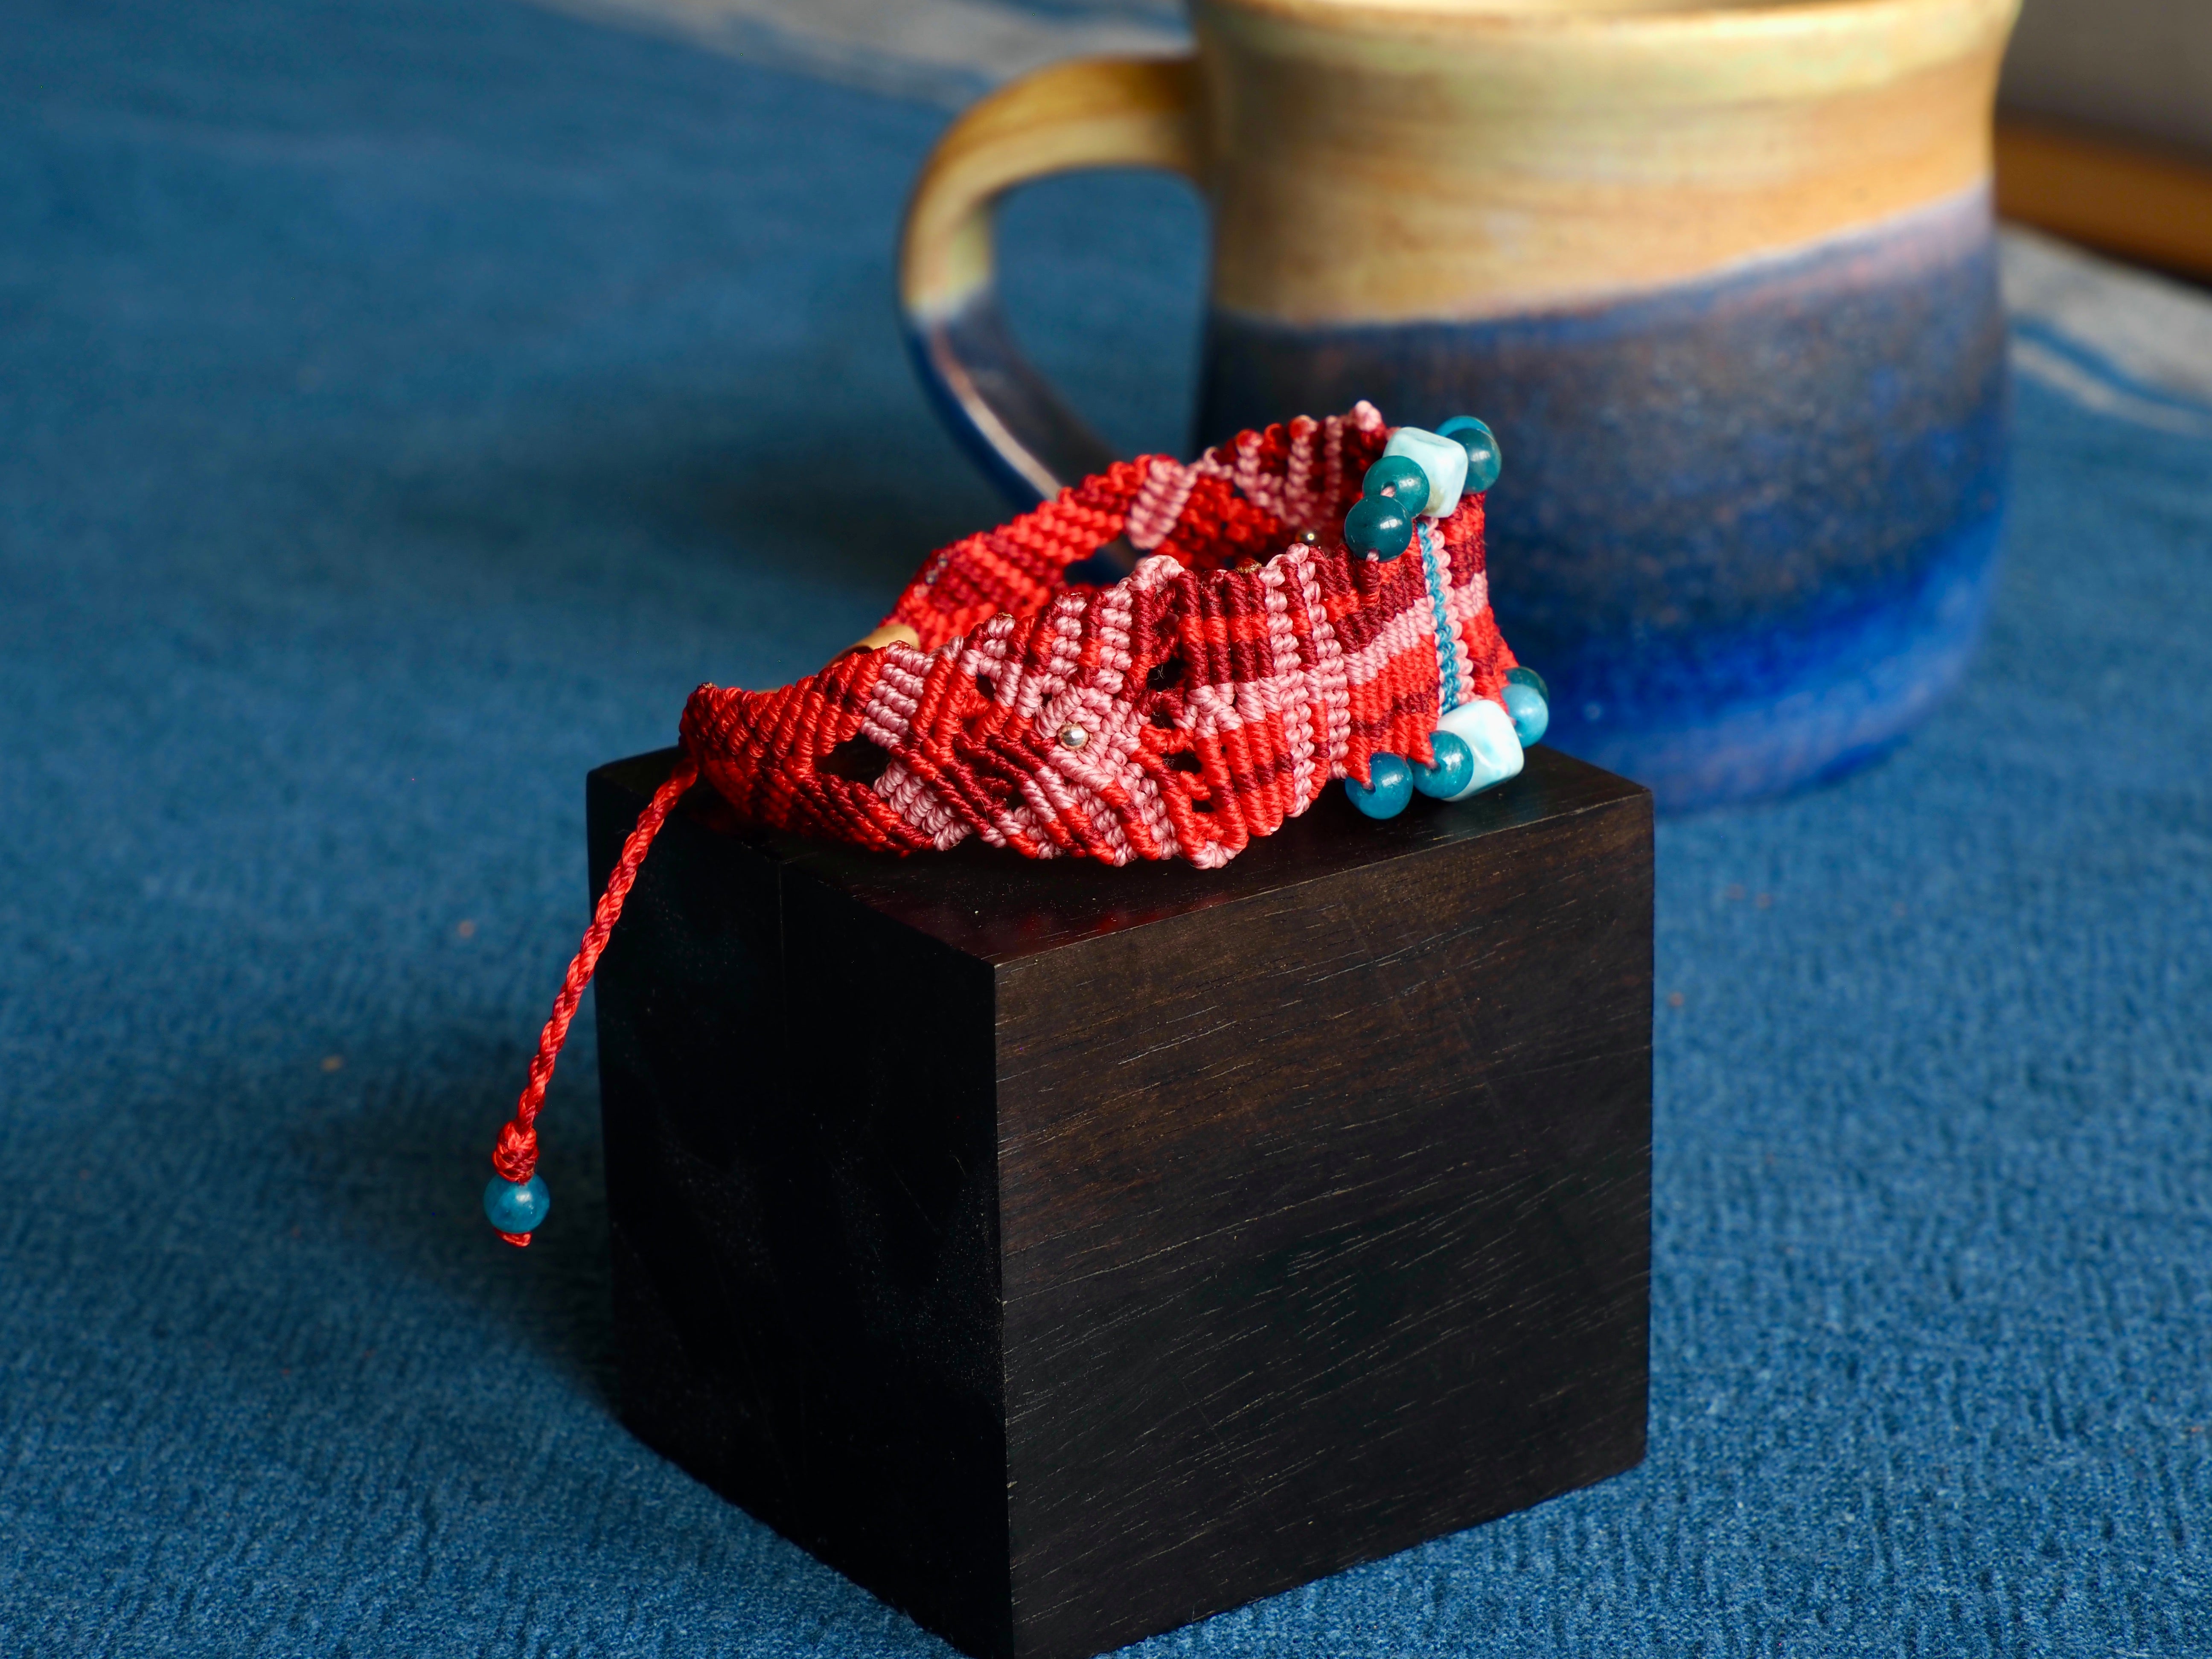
[1197,0,2016,101]
[1210,0,1991,29]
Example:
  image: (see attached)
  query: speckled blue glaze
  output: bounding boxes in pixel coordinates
[1198,189,2008,810]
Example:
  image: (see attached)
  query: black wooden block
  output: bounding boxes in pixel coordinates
[588,745,1653,1659]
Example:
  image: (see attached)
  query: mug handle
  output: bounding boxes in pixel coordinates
[899,56,1203,506]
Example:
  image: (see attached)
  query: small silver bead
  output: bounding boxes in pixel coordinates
[1058,723,1089,751]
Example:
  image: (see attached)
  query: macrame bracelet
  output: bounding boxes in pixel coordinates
[483,404,1551,1243]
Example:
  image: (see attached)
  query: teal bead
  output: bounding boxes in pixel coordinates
[1436,697,1525,798]
[1506,664,1548,702]
[1502,680,1549,746]
[1345,752,1413,818]
[484,1173,551,1235]
[1412,730,1474,798]
[1437,416,1502,495]
[1343,495,1413,560]
[1361,454,1430,515]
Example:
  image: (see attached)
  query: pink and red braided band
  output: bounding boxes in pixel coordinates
[680,402,1521,869]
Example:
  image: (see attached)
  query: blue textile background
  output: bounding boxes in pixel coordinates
[2,1,2209,1653]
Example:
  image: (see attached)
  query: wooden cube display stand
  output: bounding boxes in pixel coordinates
[588,745,1653,1659]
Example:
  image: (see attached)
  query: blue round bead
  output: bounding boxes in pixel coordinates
[1502,680,1549,747]
[1361,454,1430,515]
[1343,495,1413,560]
[1505,663,1548,702]
[1345,753,1413,819]
[1436,416,1502,495]
[1412,730,1475,798]
[484,1173,551,1235]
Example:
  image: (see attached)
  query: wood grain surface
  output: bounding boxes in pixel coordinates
[590,745,1654,1659]
[1997,118,2212,281]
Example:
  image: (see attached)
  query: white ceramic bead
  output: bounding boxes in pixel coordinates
[1383,427,1471,518]
[1433,696,1525,800]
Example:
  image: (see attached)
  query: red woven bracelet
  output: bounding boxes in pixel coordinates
[482,403,1543,1244]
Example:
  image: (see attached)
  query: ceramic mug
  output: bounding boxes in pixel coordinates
[899,0,2019,809]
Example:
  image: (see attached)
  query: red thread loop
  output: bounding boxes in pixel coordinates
[489,753,699,1240]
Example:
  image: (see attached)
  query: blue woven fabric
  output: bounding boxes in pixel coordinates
[2,1,2208,1653]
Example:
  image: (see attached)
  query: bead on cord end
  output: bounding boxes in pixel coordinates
[485,1174,550,1245]
[484,754,699,1249]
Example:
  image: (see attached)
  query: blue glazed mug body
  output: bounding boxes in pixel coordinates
[899,0,2020,809]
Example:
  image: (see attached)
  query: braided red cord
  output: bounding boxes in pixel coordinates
[489,754,699,1245]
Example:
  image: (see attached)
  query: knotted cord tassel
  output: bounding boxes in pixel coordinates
[487,754,699,1246]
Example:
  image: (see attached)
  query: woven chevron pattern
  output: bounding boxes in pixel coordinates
[680,404,1519,866]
